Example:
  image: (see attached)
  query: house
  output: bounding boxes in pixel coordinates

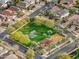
[0,14,5,25]
[51,0,59,4]
[0,0,11,3]
[51,6,60,12]
[66,15,79,37]
[0,10,17,25]
[51,6,70,19]
[39,38,51,46]
[59,0,76,8]
[0,2,7,10]
[17,0,40,9]
[0,10,8,24]
[57,9,70,19]
[0,10,17,26]
[8,6,20,11]
[0,10,3,14]
[17,0,30,8]
[5,54,19,59]
[8,6,20,14]
[3,10,16,19]
[0,43,25,59]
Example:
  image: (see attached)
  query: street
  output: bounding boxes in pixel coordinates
[29,2,54,18]
[46,41,76,59]
[3,37,27,53]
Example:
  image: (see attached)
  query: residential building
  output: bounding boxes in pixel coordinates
[0,0,11,3]
[51,6,60,12]
[51,0,59,4]
[51,6,70,19]
[65,14,79,37]
[5,54,18,59]
[0,9,17,26]
[59,0,76,8]
[0,14,5,25]
[2,10,16,20]
[0,2,7,10]
[0,42,26,59]
[17,0,30,9]
[57,9,70,19]
[8,6,20,14]
[17,0,40,9]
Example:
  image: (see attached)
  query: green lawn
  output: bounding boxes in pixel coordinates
[72,48,79,59]
[19,22,59,42]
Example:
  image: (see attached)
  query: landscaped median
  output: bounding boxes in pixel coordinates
[7,16,73,59]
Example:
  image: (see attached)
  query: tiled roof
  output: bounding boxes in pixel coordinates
[52,6,60,12]
[5,54,18,59]
[3,10,15,16]
[8,6,19,11]
[0,10,3,14]
[57,9,69,16]
[0,2,3,6]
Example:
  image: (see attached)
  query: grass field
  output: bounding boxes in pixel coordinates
[72,48,79,59]
[19,22,59,42]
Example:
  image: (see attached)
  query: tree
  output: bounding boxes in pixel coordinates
[26,48,35,59]
[69,8,76,14]
[7,1,16,6]
[57,53,72,59]
[73,49,79,59]
[20,17,29,24]
[15,0,20,3]
[7,26,16,34]
[14,17,30,29]
[29,41,37,47]
[44,19,55,28]
[34,16,43,25]
[75,0,79,8]
[76,0,79,5]
[19,34,30,45]
[13,20,25,28]
[17,12,24,17]
[34,16,55,28]
[10,31,22,41]
[10,31,30,45]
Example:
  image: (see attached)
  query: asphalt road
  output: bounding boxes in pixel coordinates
[0,2,54,55]
[3,37,27,53]
[46,42,76,59]
[29,2,54,18]
[0,2,78,59]
[0,27,77,59]
[0,30,7,38]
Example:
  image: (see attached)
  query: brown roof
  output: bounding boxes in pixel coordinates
[0,2,3,6]
[8,6,19,11]
[60,0,75,4]
[52,6,60,12]
[68,14,79,21]
[0,10,3,14]
[3,10,15,16]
